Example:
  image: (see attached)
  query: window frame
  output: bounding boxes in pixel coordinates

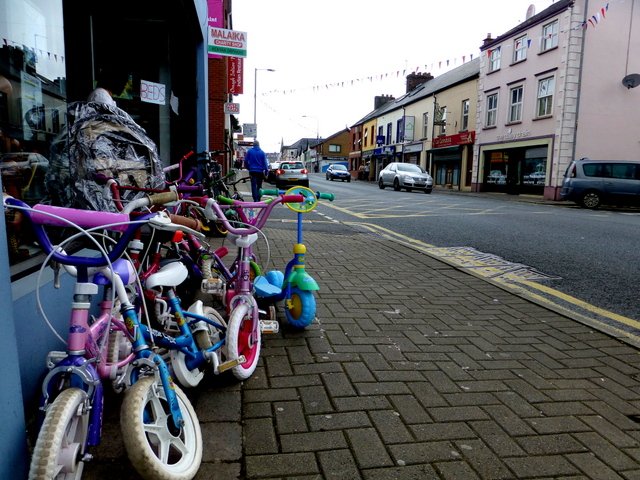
[537,76,555,117]
[422,112,429,139]
[461,100,470,131]
[513,34,528,63]
[508,85,524,123]
[542,20,558,51]
[329,144,341,153]
[486,93,498,127]
[489,47,501,72]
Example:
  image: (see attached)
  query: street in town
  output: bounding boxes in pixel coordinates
[82,176,640,479]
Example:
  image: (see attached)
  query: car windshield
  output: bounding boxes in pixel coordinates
[396,164,425,174]
[332,165,347,170]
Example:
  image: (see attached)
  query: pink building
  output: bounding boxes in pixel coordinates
[474,0,640,200]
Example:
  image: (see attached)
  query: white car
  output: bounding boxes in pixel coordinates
[378,162,433,193]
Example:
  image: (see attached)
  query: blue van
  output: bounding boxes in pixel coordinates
[560,158,640,209]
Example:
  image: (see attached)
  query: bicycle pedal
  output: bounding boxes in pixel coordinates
[218,355,247,372]
[201,278,224,294]
[260,320,279,334]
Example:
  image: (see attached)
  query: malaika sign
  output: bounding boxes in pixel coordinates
[208,27,247,58]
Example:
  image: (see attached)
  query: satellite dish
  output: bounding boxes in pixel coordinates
[526,4,536,19]
[622,74,640,89]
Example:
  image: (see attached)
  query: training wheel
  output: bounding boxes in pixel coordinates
[285,186,317,212]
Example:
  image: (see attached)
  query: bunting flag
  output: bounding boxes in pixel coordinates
[263,0,616,97]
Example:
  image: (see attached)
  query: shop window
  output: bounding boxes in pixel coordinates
[542,21,558,51]
[486,93,498,127]
[509,86,523,123]
[486,151,508,185]
[1,0,67,270]
[523,147,548,185]
[537,76,554,117]
[513,35,528,63]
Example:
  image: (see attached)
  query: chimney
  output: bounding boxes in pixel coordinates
[482,33,493,47]
[374,94,395,110]
[405,72,434,93]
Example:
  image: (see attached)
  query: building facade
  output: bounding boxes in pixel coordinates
[0,1,215,475]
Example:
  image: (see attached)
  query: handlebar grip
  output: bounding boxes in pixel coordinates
[259,189,279,197]
[282,195,305,203]
[168,214,201,232]
[145,191,179,206]
[316,192,335,201]
[216,196,235,205]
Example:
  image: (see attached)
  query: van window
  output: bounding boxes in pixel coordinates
[582,163,604,177]
[610,163,637,179]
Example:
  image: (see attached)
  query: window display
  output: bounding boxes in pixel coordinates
[1,0,67,268]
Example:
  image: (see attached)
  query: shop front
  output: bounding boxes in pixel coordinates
[429,131,475,190]
[0,1,208,474]
[372,145,397,179]
[478,139,552,195]
[402,142,423,166]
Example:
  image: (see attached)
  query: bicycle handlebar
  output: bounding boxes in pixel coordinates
[259,189,335,202]
[200,194,304,236]
[4,196,201,268]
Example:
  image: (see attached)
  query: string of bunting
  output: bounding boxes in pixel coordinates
[263,0,614,97]
[1,38,65,64]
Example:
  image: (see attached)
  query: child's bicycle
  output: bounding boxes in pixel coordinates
[253,187,334,328]
[110,191,307,388]
[5,192,204,480]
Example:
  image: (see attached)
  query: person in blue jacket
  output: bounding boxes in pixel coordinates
[243,140,269,201]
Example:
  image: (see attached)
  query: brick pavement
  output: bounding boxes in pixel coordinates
[84,224,640,480]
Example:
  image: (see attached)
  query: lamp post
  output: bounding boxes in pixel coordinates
[254,68,275,127]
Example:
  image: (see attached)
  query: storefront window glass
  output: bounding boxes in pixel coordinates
[486,151,508,185]
[523,147,547,185]
[1,0,66,269]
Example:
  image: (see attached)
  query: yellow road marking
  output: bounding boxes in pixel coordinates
[342,220,640,342]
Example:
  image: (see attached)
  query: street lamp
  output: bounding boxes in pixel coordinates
[254,68,275,126]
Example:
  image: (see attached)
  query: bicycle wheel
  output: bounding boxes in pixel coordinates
[226,302,261,380]
[285,287,316,328]
[107,329,132,393]
[121,376,202,480]
[193,306,226,350]
[29,388,89,480]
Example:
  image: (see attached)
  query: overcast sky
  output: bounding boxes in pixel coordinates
[231,0,556,153]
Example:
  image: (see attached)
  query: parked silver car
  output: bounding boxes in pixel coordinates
[560,158,640,209]
[276,161,309,189]
[378,162,433,193]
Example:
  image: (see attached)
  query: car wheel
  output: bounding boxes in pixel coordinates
[347,178,351,182]
[405,187,412,192]
[330,177,333,181]
[378,178,385,189]
[393,178,401,191]
[425,189,432,194]
[580,191,602,209]
[302,181,309,188]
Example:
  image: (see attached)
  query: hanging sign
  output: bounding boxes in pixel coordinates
[208,27,247,58]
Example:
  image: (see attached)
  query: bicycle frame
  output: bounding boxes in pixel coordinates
[6,197,190,429]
